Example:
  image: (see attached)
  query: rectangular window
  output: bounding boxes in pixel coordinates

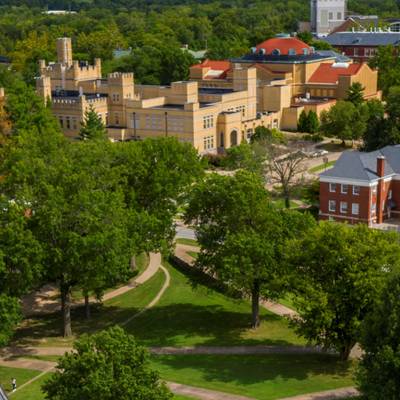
[66,116,70,129]
[341,184,348,194]
[329,200,336,212]
[72,118,77,130]
[203,115,214,129]
[352,203,359,215]
[340,201,348,214]
[329,183,336,193]
[353,186,360,196]
[329,12,333,20]
[337,12,342,20]
[59,117,64,128]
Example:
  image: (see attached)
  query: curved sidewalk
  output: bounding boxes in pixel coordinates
[22,252,160,316]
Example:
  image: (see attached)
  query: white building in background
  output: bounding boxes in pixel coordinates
[311,0,347,36]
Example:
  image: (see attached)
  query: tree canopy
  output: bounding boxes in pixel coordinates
[185,171,315,327]
[288,222,400,360]
[43,326,172,400]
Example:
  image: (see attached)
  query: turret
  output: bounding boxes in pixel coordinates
[57,37,73,66]
[36,76,52,103]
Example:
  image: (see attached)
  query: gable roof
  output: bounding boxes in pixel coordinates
[320,146,400,182]
[325,32,400,47]
[308,63,362,84]
[191,59,231,79]
[256,37,311,56]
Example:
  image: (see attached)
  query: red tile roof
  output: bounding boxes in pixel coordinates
[191,59,231,71]
[191,59,231,79]
[308,63,363,84]
[256,37,311,56]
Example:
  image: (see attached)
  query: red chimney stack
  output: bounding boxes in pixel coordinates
[377,155,385,177]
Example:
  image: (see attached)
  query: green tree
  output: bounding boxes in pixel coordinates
[297,110,309,133]
[320,100,368,145]
[369,45,400,97]
[79,106,108,141]
[42,326,172,400]
[288,222,400,360]
[222,142,267,174]
[357,274,400,398]
[251,126,285,144]
[346,82,365,106]
[185,171,315,327]
[0,295,21,346]
[307,111,320,134]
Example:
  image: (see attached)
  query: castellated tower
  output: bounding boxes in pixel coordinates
[36,76,52,102]
[57,37,73,66]
[311,0,346,36]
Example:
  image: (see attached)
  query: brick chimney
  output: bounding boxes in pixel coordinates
[377,155,385,177]
[377,155,386,224]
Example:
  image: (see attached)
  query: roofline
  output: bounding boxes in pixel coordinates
[231,56,336,65]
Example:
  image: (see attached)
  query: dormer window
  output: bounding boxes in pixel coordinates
[259,48,266,56]
[272,49,281,56]
[288,48,296,56]
[302,48,309,55]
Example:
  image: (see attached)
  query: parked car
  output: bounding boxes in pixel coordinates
[311,149,328,158]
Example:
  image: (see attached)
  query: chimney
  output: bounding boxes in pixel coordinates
[376,155,386,224]
[377,155,385,177]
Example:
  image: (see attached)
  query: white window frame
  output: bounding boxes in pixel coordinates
[341,184,348,194]
[329,200,336,212]
[353,186,360,196]
[329,183,336,193]
[371,203,376,215]
[340,201,348,214]
[352,203,359,215]
[388,190,393,200]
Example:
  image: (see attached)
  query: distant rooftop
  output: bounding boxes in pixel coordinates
[325,31,400,47]
[233,53,334,65]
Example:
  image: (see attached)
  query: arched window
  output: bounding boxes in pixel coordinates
[230,130,238,147]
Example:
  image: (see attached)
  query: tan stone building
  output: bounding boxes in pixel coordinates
[37,36,379,152]
[190,35,380,131]
[37,38,280,153]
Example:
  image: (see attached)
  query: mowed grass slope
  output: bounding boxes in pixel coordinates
[125,260,306,347]
[151,354,355,400]
[0,366,41,395]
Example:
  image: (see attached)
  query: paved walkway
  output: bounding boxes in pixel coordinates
[151,345,328,355]
[278,387,359,400]
[22,252,159,316]
[167,381,255,400]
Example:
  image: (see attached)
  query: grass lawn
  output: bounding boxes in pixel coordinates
[11,372,53,400]
[187,251,198,259]
[151,354,355,400]
[271,199,299,209]
[14,269,166,347]
[125,260,306,347]
[176,238,198,246]
[309,161,335,174]
[0,366,40,394]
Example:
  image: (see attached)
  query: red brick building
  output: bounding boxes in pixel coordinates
[324,31,400,62]
[319,146,400,225]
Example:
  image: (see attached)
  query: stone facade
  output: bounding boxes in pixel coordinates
[37,38,280,153]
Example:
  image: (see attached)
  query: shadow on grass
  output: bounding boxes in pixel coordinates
[126,303,298,347]
[151,353,354,386]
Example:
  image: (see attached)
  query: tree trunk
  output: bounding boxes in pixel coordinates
[251,281,260,329]
[339,343,353,361]
[84,293,90,319]
[284,193,290,209]
[61,286,72,337]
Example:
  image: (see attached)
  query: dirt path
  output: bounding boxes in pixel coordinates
[22,252,159,316]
